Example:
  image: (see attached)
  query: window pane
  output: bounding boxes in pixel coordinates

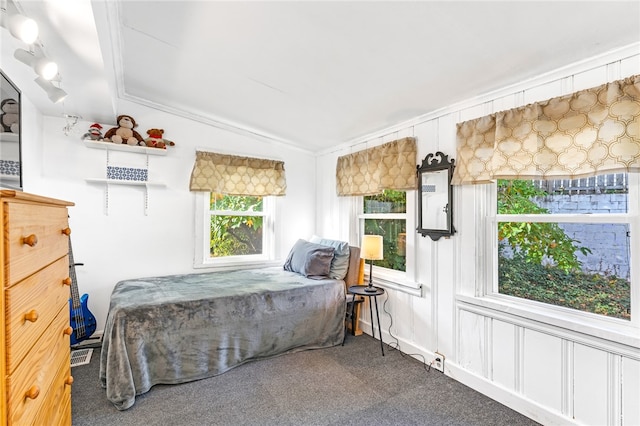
[498,174,628,215]
[364,190,406,214]
[210,193,263,212]
[498,222,630,320]
[364,218,406,272]
[210,215,263,257]
[363,190,407,272]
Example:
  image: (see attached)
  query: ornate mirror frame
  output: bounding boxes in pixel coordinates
[416,151,455,241]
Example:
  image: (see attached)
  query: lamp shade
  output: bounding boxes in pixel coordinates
[361,235,383,260]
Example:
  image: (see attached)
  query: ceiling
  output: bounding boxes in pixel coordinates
[4,1,640,152]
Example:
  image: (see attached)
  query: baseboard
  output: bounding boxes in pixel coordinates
[71,330,103,349]
[357,321,577,426]
[444,362,578,426]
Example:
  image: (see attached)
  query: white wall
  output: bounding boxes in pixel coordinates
[18,98,317,331]
[315,46,640,425]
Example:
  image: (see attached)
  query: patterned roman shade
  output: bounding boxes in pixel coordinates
[336,137,417,196]
[453,74,640,184]
[189,151,286,196]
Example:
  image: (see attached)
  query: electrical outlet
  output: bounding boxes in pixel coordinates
[432,352,445,372]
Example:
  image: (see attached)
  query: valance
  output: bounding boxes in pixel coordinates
[453,74,640,184]
[189,151,286,196]
[336,137,417,196]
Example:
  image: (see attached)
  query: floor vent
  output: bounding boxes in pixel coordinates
[71,348,93,367]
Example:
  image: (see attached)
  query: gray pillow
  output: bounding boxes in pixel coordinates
[283,239,335,279]
[309,235,350,280]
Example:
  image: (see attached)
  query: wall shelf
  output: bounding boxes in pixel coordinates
[84,141,168,215]
[0,133,19,143]
[85,178,165,215]
[83,140,168,156]
[85,178,165,188]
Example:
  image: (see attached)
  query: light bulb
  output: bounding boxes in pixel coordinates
[8,13,38,44]
[34,57,58,80]
[14,48,58,80]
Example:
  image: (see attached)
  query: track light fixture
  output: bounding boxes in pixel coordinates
[0,2,38,44]
[34,76,67,103]
[14,47,58,80]
[2,0,69,105]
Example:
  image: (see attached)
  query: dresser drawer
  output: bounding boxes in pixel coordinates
[4,202,70,286]
[5,256,70,374]
[33,361,72,426]
[6,306,71,425]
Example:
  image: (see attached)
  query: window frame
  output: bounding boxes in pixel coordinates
[355,190,419,290]
[194,192,277,269]
[474,173,639,347]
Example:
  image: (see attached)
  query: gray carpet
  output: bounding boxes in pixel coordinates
[72,335,540,425]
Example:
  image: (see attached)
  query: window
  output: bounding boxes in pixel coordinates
[356,189,420,294]
[359,190,408,273]
[494,173,637,322]
[194,192,275,267]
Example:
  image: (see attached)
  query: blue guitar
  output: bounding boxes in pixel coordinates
[68,238,97,346]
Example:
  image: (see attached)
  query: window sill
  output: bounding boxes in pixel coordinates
[456,294,639,355]
[366,271,422,297]
[194,258,281,271]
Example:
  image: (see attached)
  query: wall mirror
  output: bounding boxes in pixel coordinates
[417,151,455,241]
[0,69,22,191]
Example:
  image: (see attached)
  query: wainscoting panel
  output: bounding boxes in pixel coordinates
[458,310,485,376]
[573,343,609,425]
[523,329,563,413]
[622,357,640,425]
[491,319,517,391]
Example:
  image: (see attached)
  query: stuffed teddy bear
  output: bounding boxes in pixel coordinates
[143,128,175,149]
[1,98,19,133]
[103,115,144,145]
[81,122,104,141]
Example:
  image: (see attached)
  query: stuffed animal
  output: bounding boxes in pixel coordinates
[1,98,19,133]
[103,115,144,145]
[143,128,175,149]
[81,122,104,141]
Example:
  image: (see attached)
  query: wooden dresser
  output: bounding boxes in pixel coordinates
[0,190,75,425]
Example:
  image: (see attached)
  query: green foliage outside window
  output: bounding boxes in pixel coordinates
[364,190,406,272]
[497,180,590,272]
[499,251,630,320]
[210,194,263,257]
[497,179,630,320]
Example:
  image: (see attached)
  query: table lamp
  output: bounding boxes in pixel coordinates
[361,235,383,292]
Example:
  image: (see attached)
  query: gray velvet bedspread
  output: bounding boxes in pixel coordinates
[99,267,346,410]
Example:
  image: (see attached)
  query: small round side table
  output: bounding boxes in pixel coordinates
[344,285,385,356]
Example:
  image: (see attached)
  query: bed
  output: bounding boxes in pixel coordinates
[99,239,361,410]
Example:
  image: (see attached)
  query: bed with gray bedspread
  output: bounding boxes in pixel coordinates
[99,246,360,410]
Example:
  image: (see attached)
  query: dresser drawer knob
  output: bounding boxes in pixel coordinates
[64,326,73,336]
[25,385,40,400]
[62,227,71,236]
[63,277,72,286]
[24,310,39,323]
[22,234,38,247]
[65,376,74,386]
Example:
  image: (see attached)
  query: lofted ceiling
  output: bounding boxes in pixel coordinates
[4,1,640,152]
